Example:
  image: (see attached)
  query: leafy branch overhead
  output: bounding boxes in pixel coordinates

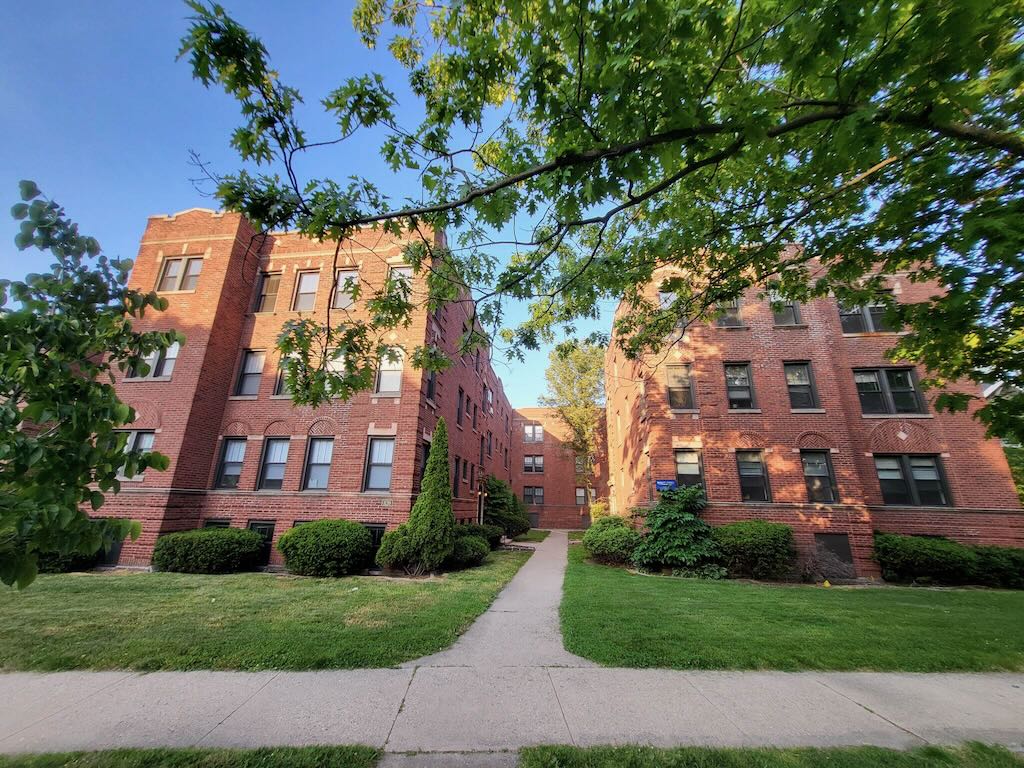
[0,183,179,587]
[181,0,1024,440]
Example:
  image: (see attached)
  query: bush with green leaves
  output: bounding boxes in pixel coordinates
[582,524,642,566]
[277,520,373,577]
[631,487,721,573]
[588,500,609,521]
[874,532,1024,588]
[376,418,454,575]
[152,528,263,574]
[445,535,490,570]
[713,520,796,580]
[454,523,503,550]
[483,475,531,539]
[587,515,627,534]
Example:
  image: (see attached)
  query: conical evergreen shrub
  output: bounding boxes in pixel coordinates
[405,416,455,572]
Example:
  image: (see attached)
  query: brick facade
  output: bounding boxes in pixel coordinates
[98,209,514,566]
[604,267,1023,577]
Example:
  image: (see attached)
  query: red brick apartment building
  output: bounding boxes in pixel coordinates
[511,408,607,529]
[99,209,516,567]
[604,267,1024,576]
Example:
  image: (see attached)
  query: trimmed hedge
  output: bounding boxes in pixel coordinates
[454,523,504,550]
[713,521,796,580]
[445,535,490,569]
[582,524,642,565]
[152,528,263,574]
[375,525,415,571]
[874,532,1024,588]
[277,520,373,577]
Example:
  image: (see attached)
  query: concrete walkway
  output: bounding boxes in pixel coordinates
[2,531,1023,761]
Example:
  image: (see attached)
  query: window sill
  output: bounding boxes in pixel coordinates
[123,376,173,383]
[299,490,329,495]
[360,490,393,496]
[270,394,292,400]
[155,289,197,295]
[228,395,258,401]
[774,323,809,329]
[251,310,278,316]
[373,392,401,399]
[842,331,901,338]
[670,408,700,414]
[861,413,932,419]
[425,398,438,410]
[727,408,762,414]
[791,408,826,414]
[717,325,750,331]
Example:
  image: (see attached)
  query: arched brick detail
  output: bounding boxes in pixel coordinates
[131,402,162,429]
[223,420,252,436]
[308,418,338,436]
[263,419,293,436]
[797,431,832,450]
[867,420,942,454]
[737,431,767,449]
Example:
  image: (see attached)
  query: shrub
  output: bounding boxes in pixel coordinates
[873,533,977,585]
[375,524,416,571]
[36,549,100,574]
[582,524,642,565]
[455,523,504,550]
[277,520,373,577]
[874,532,1024,588]
[445,535,490,569]
[152,527,263,574]
[587,514,627,533]
[631,486,721,573]
[588,500,609,521]
[398,417,456,575]
[484,475,531,538]
[713,521,796,580]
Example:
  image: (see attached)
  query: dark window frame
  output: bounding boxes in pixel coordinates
[800,449,838,503]
[874,454,951,507]
[575,487,586,506]
[674,448,705,490]
[736,449,771,502]
[254,271,281,313]
[363,436,395,492]
[784,362,819,409]
[772,300,802,326]
[839,290,899,333]
[524,455,545,473]
[725,362,756,410]
[523,486,545,505]
[215,437,247,489]
[716,298,743,327]
[457,388,465,426]
[667,364,696,410]
[235,349,265,396]
[127,342,180,380]
[854,368,925,415]
[256,437,290,491]
[302,436,334,491]
[375,348,404,395]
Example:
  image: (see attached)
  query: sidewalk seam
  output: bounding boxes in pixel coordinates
[682,676,751,740]
[0,672,135,745]
[384,666,418,750]
[546,668,576,746]
[815,678,930,744]
[193,671,281,747]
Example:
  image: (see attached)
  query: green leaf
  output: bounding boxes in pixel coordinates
[18,180,40,201]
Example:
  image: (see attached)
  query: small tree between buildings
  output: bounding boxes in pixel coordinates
[1,183,179,588]
[376,417,454,574]
[483,475,531,539]
[539,341,606,484]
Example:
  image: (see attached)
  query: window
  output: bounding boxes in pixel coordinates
[247,521,275,565]
[364,437,395,491]
[453,457,460,497]
[524,455,544,473]
[725,363,755,409]
[523,424,544,443]
[465,396,473,424]
[255,272,280,312]
[215,438,247,489]
[575,487,586,506]
[274,356,292,396]
[854,368,924,414]
[375,349,404,395]
[457,388,465,426]
[784,362,818,409]
[772,295,801,326]
[874,455,949,506]
[474,349,481,372]
[257,438,289,490]
[657,288,676,308]
[425,367,437,401]
[801,450,837,503]
[235,350,265,396]
[302,437,334,490]
[480,435,485,464]
[469,463,476,489]
[524,486,544,505]
[390,264,413,287]
[575,455,587,473]
[484,386,493,413]
[674,448,704,489]
[472,404,478,429]
[128,342,179,379]
[118,430,155,479]
[839,291,898,333]
[504,446,509,468]
[204,519,230,528]
[157,257,203,292]
[716,298,742,327]
[363,523,387,550]
[667,364,695,409]
[333,269,358,309]
[292,271,319,311]
[462,459,469,481]
[486,431,493,457]
[736,450,770,501]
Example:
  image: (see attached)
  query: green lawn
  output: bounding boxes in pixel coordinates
[0,747,378,768]
[0,551,529,671]
[515,529,551,542]
[1005,446,1024,503]
[520,744,1023,768]
[561,546,1024,671]
[568,530,585,541]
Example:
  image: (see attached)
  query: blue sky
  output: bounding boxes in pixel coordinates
[0,1,610,406]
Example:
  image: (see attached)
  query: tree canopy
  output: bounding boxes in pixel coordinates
[181,0,1024,440]
[539,341,606,472]
[1,183,178,587]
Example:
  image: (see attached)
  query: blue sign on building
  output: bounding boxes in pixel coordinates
[655,479,678,492]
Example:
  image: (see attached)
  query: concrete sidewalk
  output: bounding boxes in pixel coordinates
[2,531,1023,758]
